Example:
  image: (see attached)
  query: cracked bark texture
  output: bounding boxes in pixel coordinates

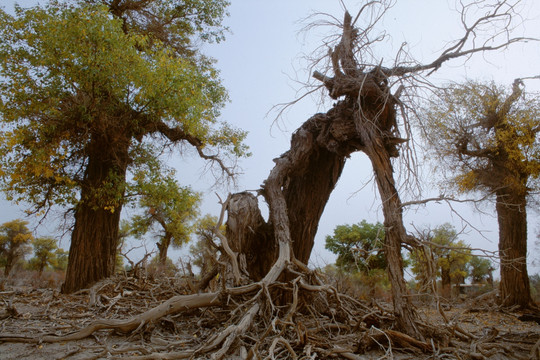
[225,12,420,336]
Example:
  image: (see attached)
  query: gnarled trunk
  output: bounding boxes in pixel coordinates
[360,123,420,337]
[226,101,359,280]
[62,135,129,294]
[496,190,532,308]
[226,11,421,337]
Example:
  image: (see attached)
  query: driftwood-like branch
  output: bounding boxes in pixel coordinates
[0,292,221,343]
[214,194,242,285]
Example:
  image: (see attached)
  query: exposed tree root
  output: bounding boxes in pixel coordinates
[1,272,539,359]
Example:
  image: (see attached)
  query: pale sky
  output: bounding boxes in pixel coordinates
[1,1,539,275]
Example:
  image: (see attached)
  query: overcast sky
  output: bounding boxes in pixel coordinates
[1,1,540,275]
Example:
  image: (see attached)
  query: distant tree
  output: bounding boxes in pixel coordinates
[54,248,69,271]
[325,220,386,273]
[409,224,471,298]
[190,215,220,276]
[0,1,247,293]
[129,170,200,266]
[28,237,58,276]
[0,219,33,276]
[147,255,178,276]
[468,255,494,284]
[422,80,539,308]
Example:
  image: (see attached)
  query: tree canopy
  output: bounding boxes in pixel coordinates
[409,223,472,298]
[421,80,540,197]
[0,1,247,214]
[468,255,493,284]
[0,219,33,276]
[325,220,386,273]
[28,237,59,275]
[128,168,201,265]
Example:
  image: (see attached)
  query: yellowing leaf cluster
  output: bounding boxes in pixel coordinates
[422,81,540,197]
[0,0,246,215]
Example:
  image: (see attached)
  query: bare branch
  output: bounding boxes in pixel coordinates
[154,121,236,178]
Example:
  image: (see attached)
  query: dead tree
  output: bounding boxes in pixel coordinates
[226,99,360,281]
[226,1,533,337]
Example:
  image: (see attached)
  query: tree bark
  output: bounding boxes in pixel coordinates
[225,101,359,280]
[62,134,130,294]
[157,234,172,266]
[359,123,420,337]
[440,264,451,299]
[226,192,274,281]
[3,261,13,277]
[225,12,421,336]
[496,190,532,308]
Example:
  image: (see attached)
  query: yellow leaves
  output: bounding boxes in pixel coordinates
[103,205,115,213]
[424,80,540,196]
[455,171,478,193]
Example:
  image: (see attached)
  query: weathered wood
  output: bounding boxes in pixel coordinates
[224,11,419,336]
[226,192,273,281]
[226,100,363,279]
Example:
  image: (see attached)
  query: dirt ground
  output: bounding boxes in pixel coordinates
[1,275,539,360]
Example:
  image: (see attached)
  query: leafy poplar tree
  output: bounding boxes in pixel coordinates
[129,168,201,266]
[422,80,539,308]
[0,0,247,292]
[468,255,493,284]
[0,219,33,277]
[409,223,471,298]
[29,237,58,276]
[325,220,386,273]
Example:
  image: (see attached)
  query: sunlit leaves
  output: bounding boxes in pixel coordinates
[0,219,34,276]
[129,165,201,251]
[409,223,472,287]
[422,81,540,196]
[0,0,246,216]
[325,220,386,273]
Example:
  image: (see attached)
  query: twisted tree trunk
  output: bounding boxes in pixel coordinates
[226,100,360,280]
[225,12,420,336]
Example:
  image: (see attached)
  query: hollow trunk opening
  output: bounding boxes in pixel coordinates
[226,101,358,280]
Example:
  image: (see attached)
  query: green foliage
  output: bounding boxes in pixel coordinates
[409,223,472,291]
[53,248,68,271]
[128,168,201,255]
[421,80,540,196]
[468,255,493,283]
[0,0,247,215]
[28,237,58,274]
[189,214,219,274]
[325,220,386,273]
[0,219,33,276]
